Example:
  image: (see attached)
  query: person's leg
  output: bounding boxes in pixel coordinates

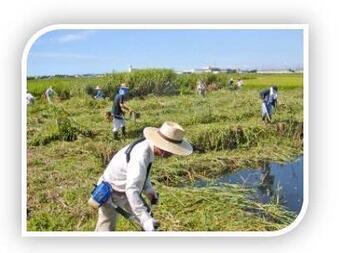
[112,118,119,139]
[95,198,117,231]
[267,104,273,122]
[112,192,141,226]
[271,101,276,114]
[120,119,126,138]
[261,102,267,121]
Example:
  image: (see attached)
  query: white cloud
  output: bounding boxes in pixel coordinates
[29,52,110,61]
[55,31,95,43]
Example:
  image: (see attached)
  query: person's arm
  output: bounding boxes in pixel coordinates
[273,98,278,108]
[260,89,270,100]
[121,103,131,112]
[143,176,158,205]
[119,96,131,113]
[259,90,264,99]
[125,155,153,225]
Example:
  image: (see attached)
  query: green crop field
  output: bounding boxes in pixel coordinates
[26,70,303,232]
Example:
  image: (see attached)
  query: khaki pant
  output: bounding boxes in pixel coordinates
[112,118,125,132]
[95,190,134,231]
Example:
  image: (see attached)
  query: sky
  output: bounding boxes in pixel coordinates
[27,29,304,76]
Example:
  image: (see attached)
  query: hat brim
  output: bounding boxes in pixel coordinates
[143,127,193,156]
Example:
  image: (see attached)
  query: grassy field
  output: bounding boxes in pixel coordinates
[26,72,303,232]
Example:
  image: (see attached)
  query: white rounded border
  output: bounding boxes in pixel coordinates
[22,23,309,237]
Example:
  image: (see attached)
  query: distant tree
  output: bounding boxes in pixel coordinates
[249,69,258,73]
[226,68,237,73]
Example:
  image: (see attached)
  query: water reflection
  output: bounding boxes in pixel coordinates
[257,162,277,202]
[194,156,303,213]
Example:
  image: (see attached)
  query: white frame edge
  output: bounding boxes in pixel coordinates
[22,23,309,237]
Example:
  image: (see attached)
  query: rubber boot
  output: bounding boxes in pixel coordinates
[122,126,126,138]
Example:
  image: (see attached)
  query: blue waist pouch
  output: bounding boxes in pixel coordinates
[91,181,113,207]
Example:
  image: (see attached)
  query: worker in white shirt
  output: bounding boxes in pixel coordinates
[196,79,207,96]
[236,78,244,89]
[26,92,35,105]
[89,121,193,231]
[44,86,57,103]
[260,85,278,122]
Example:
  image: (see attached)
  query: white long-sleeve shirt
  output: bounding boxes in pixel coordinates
[26,93,34,105]
[45,87,55,97]
[102,139,155,223]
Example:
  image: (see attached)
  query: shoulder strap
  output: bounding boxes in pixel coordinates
[125,137,153,196]
[125,137,146,163]
[144,163,153,188]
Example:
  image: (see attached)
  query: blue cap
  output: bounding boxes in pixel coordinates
[119,87,129,96]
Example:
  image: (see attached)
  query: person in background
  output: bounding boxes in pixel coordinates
[260,85,278,122]
[236,78,244,89]
[89,121,193,231]
[111,83,131,139]
[26,92,35,105]
[227,77,234,90]
[196,79,207,96]
[44,86,57,103]
[94,86,104,99]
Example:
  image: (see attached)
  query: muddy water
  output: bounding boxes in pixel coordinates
[195,156,303,213]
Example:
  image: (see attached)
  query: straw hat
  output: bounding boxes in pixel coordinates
[95,86,100,90]
[143,122,193,156]
[120,83,128,88]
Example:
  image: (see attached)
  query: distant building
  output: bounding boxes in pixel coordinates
[193,66,222,74]
[257,69,303,74]
[127,66,303,75]
[177,66,237,74]
[128,65,142,73]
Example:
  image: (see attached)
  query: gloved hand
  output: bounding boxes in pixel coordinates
[146,192,159,205]
[142,218,159,231]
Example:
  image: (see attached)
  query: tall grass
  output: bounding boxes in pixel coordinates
[28,71,303,98]
[26,73,303,232]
